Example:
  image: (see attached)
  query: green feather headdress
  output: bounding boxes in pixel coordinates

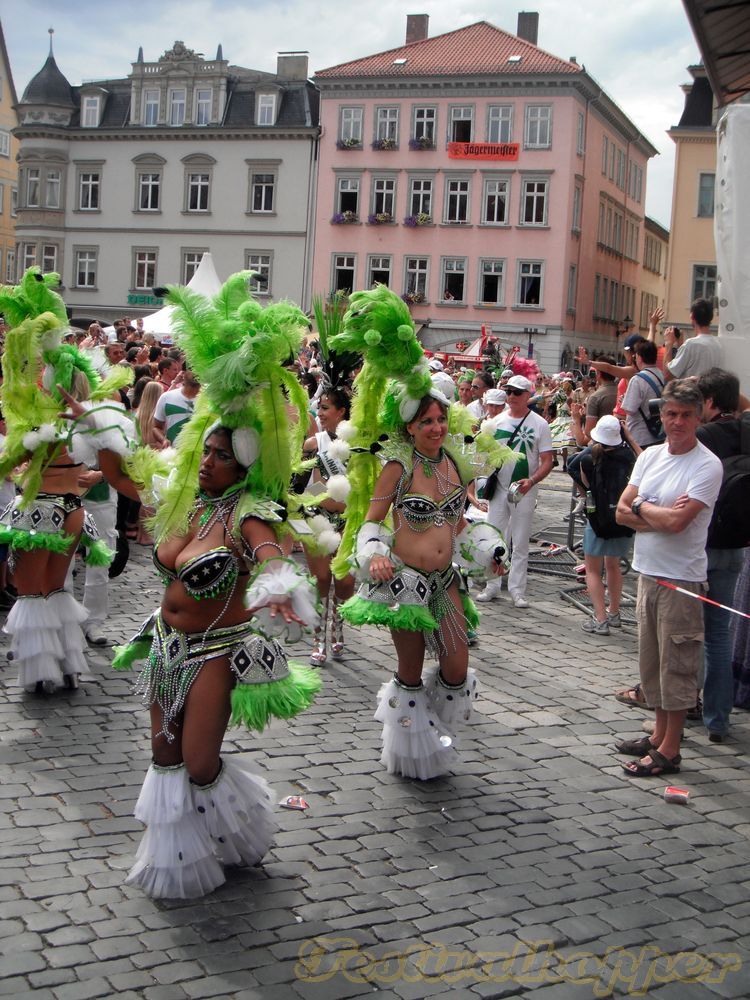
[138,272,312,543]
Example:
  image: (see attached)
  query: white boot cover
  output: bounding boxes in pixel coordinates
[126,763,225,899]
[192,756,278,867]
[47,590,88,678]
[374,677,454,780]
[3,595,65,689]
[424,667,480,729]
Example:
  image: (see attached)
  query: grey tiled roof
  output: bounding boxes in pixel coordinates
[21,54,75,107]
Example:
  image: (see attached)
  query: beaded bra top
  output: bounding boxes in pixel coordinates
[394,488,465,529]
[153,547,242,600]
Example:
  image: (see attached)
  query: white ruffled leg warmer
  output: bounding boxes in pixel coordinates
[424,667,480,729]
[126,757,278,900]
[3,595,65,691]
[191,756,278,868]
[374,676,454,780]
[126,763,225,899]
[47,590,88,680]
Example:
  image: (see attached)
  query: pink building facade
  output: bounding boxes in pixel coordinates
[312,17,656,371]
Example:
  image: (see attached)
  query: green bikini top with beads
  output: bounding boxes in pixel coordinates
[153,547,240,600]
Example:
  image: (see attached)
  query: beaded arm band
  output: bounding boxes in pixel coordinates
[250,540,284,563]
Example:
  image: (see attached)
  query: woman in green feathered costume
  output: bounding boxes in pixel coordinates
[326,285,516,781]
[0,269,139,695]
[110,271,322,900]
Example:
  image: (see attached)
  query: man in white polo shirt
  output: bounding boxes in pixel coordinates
[476,374,553,608]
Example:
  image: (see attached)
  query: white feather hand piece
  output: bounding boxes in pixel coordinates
[244,561,319,629]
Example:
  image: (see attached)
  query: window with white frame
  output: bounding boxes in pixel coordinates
[11,187,17,217]
[482,177,509,225]
[372,178,395,217]
[594,274,601,318]
[601,135,609,175]
[517,260,544,306]
[336,177,360,215]
[248,173,273,213]
[26,168,40,207]
[169,89,186,126]
[405,257,429,298]
[413,107,435,144]
[524,106,551,149]
[0,182,4,214]
[479,259,505,305]
[616,149,626,190]
[340,107,363,144]
[567,264,577,312]
[257,94,276,126]
[22,243,36,270]
[409,178,432,217]
[182,251,205,284]
[520,178,548,226]
[138,172,160,211]
[195,89,212,126]
[45,169,61,209]
[143,89,159,126]
[445,178,470,223]
[187,173,210,212]
[609,280,619,321]
[133,250,157,290]
[697,173,715,218]
[81,96,100,127]
[487,106,513,143]
[74,248,97,288]
[246,252,272,295]
[79,171,100,210]
[41,245,57,273]
[449,106,473,142]
[692,264,717,302]
[609,144,615,180]
[576,112,585,155]
[441,258,466,301]
[368,255,392,287]
[6,249,15,283]
[375,107,399,143]
[332,254,355,294]
[0,129,9,157]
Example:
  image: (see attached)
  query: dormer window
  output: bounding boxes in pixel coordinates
[257,94,276,126]
[81,95,100,128]
[195,88,212,125]
[169,88,186,126]
[143,89,159,126]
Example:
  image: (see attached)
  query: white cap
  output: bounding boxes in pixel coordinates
[500,368,515,379]
[483,388,507,406]
[431,371,456,400]
[590,414,623,447]
[505,374,533,392]
[428,358,444,372]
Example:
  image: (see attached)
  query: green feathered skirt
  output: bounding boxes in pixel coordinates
[341,564,478,660]
[113,611,321,742]
[0,493,114,566]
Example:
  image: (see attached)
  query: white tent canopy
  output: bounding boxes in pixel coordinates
[105,252,223,341]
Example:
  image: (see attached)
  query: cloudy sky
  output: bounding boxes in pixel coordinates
[1,0,702,227]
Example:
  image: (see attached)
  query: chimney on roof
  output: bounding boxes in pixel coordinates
[277,52,309,80]
[406,14,429,44]
[517,11,539,46]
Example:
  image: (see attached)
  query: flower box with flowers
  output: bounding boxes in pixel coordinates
[371,137,397,150]
[401,291,425,305]
[403,213,433,228]
[336,138,362,150]
[367,212,393,225]
[409,136,435,151]
[330,211,359,225]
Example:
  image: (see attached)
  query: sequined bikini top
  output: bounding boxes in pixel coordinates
[153,547,240,600]
[394,488,465,529]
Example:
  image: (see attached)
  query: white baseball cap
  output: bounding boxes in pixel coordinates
[505,375,533,392]
[483,388,507,406]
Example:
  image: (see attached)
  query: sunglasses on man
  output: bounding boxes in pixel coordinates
[506,387,528,396]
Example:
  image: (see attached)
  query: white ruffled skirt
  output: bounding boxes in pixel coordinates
[126,756,278,899]
[3,591,87,690]
[374,668,479,781]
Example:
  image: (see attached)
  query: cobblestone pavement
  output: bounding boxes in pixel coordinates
[2,473,750,999]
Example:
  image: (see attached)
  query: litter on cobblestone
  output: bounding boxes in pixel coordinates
[440,808,454,820]
[280,794,309,810]
[663,785,690,804]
